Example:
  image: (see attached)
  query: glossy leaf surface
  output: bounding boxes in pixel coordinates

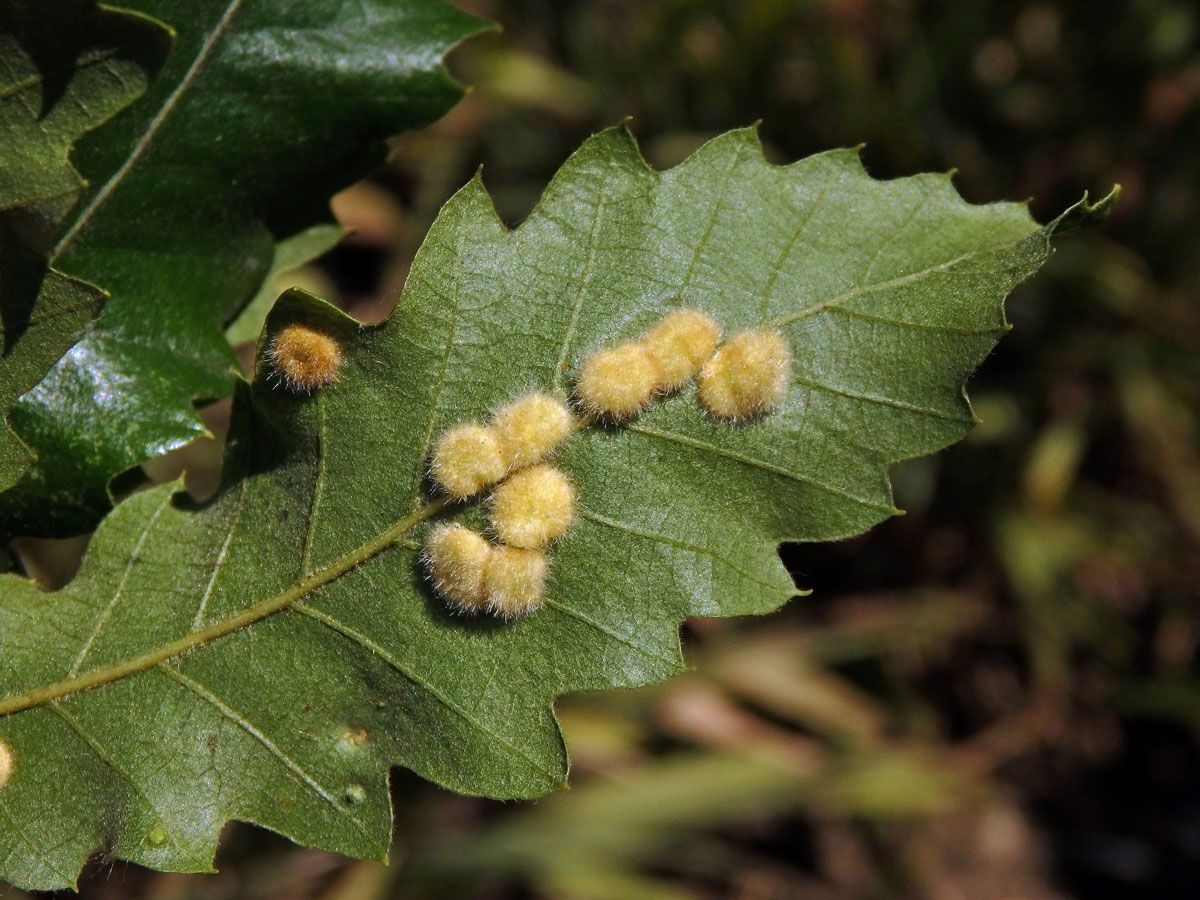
[0,0,485,535]
[0,0,170,491]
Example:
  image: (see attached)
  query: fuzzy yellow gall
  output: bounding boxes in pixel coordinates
[576,342,662,420]
[698,329,792,420]
[0,739,12,790]
[640,309,721,390]
[430,424,508,499]
[484,545,548,617]
[489,464,576,549]
[268,322,343,391]
[491,393,576,470]
[423,524,492,613]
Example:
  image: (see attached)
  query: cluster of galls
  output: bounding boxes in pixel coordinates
[577,309,791,422]
[263,309,791,620]
[424,395,578,619]
[420,309,792,620]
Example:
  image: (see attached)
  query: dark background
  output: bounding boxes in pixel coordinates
[34,1,1200,897]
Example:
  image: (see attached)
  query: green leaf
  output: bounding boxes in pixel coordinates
[0,0,487,536]
[223,222,346,347]
[0,0,171,491]
[0,267,101,493]
[0,127,1105,890]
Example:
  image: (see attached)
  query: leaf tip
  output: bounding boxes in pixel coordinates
[443,170,506,231]
[1046,185,1121,236]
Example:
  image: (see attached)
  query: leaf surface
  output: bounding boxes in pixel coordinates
[0,0,170,491]
[0,127,1110,889]
[0,0,486,535]
[223,222,346,346]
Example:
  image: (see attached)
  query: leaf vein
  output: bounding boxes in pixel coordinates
[192,478,249,629]
[48,702,206,863]
[551,168,610,388]
[0,47,123,103]
[292,601,557,780]
[301,396,329,573]
[407,228,471,511]
[789,374,973,423]
[159,664,365,829]
[543,594,678,668]
[68,491,173,678]
[824,304,1007,335]
[759,168,840,319]
[580,508,787,593]
[856,190,934,287]
[627,423,894,513]
[676,144,745,303]
[770,247,986,328]
[0,793,76,885]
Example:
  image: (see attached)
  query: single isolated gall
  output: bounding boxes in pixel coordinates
[423,523,491,613]
[484,545,548,618]
[576,342,662,420]
[0,738,12,790]
[698,328,792,420]
[489,464,576,549]
[267,322,343,391]
[640,309,721,390]
[430,424,509,499]
[491,393,576,470]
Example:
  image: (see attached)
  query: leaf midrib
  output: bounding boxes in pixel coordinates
[0,496,449,717]
[0,224,999,713]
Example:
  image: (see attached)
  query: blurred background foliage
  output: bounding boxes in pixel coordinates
[16,0,1199,897]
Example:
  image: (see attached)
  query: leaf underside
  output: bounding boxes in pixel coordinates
[0,126,1088,890]
[0,0,171,492]
[0,0,487,537]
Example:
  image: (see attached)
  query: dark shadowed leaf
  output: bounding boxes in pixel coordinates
[0,0,171,491]
[0,0,487,536]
